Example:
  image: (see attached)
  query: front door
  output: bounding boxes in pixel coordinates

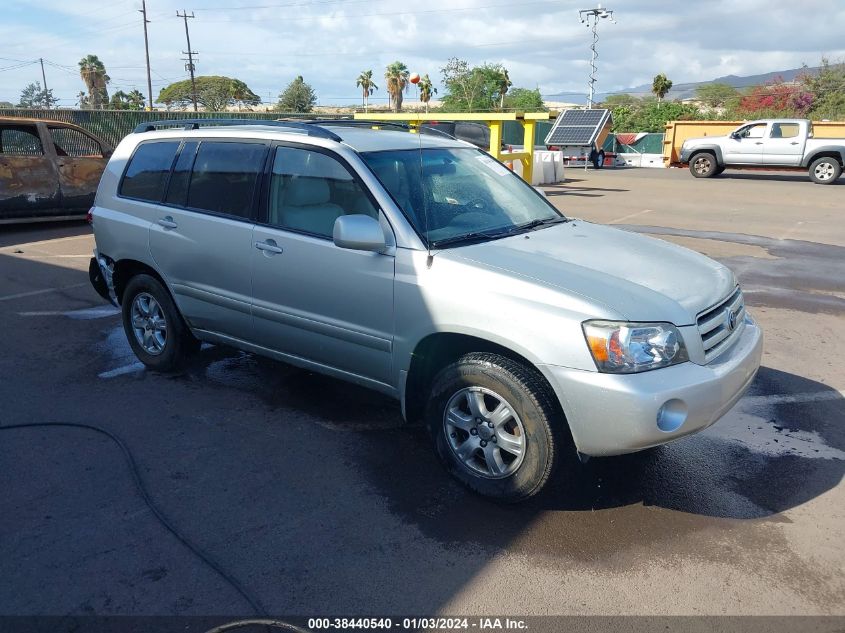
[723,122,768,164]
[147,139,267,340]
[762,121,804,166]
[251,145,395,384]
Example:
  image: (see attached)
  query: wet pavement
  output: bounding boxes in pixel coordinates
[0,167,843,618]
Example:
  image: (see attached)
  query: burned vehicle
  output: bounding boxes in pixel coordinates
[0,117,112,223]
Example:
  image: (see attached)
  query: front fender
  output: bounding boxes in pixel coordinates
[682,144,725,167]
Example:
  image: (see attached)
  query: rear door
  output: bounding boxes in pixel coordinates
[47,125,109,211]
[762,121,804,166]
[147,139,268,341]
[250,144,395,384]
[723,122,768,164]
[0,122,60,220]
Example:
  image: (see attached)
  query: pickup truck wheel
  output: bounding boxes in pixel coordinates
[426,352,562,502]
[690,152,718,178]
[121,274,199,371]
[808,157,842,184]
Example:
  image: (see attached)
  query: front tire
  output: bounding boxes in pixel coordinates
[808,156,842,184]
[425,353,563,502]
[121,274,199,372]
[690,152,718,178]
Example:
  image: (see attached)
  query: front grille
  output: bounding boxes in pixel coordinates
[697,287,745,362]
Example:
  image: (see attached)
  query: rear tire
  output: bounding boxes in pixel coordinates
[690,152,718,178]
[121,274,199,372]
[425,352,564,502]
[808,156,842,184]
[593,150,605,169]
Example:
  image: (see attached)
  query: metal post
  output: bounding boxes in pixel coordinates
[140,0,154,111]
[578,5,616,108]
[39,58,50,109]
[177,10,198,112]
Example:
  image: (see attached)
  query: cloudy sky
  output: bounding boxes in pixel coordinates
[2,0,844,107]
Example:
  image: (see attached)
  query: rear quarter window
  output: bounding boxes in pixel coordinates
[119,141,180,203]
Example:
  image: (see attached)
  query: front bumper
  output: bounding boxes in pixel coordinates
[541,320,763,456]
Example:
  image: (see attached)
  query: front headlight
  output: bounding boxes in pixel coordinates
[582,320,689,373]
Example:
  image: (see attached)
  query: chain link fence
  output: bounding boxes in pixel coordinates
[0,109,348,148]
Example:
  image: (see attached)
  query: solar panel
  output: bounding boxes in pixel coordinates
[544,108,611,146]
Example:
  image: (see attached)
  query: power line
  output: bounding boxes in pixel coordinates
[177,10,199,112]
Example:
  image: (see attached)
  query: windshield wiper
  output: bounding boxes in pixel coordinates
[429,228,513,249]
[508,216,569,234]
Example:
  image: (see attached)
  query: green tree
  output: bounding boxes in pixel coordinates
[694,82,739,110]
[275,75,317,113]
[158,76,260,111]
[384,61,410,112]
[440,57,507,111]
[0,101,14,109]
[110,89,146,110]
[803,58,845,120]
[651,73,673,107]
[78,54,110,109]
[418,74,436,113]
[605,97,701,132]
[17,82,58,109]
[503,87,545,112]
[601,93,639,107]
[356,69,378,112]
[127,89,146,110]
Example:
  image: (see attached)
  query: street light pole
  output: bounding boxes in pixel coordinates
[579,4,616,108]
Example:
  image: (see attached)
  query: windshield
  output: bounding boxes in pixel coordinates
[361,148,564,247]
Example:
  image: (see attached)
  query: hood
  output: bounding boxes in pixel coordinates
[441,221,735,325]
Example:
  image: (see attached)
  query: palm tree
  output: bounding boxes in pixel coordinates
[384,61,410,113]
[356,70,378,113]
[652,73,673,108]
[418,74,436,113]
[127,89,146,110]
[497,68,512,110]
[78,54,111,110]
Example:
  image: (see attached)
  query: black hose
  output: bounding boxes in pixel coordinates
[0,422,271,617]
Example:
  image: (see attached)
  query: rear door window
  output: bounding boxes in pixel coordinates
[119,141,180,203]
[164,141,198,206]
[49,127,104,158]
[186,141,267,219]
[0,125,43,156]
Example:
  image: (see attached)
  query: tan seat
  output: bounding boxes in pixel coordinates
[277,176,344,236]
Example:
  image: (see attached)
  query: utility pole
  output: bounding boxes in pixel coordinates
[176,10,198,112]
[39,58,50,110]
[139,0,154,111]
[578,4,616,108]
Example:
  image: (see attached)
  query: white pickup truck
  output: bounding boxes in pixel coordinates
[680,119,844,184]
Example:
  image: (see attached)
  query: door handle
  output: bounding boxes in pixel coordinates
[790,141,800,145]
[255,239,283,255]
[754,142,763,145]
[157,216,178,230]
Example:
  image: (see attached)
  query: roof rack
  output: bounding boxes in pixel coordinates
[132,118,342,142]
[302,118,457,140]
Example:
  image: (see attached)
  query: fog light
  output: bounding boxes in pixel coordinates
[656,399,687,432]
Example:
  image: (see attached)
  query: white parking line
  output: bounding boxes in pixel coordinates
[608,209,652,224]
[0,283,88,302]
[0,234,91,250]
[742,391,845,406]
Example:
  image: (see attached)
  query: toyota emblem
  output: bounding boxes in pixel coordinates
[725,307,737,332]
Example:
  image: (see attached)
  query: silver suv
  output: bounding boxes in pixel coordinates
[90,119,763,502]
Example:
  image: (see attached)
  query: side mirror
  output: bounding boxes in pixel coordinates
[730,131,740,140]
[333,214,386,252]
[533,186,548,198]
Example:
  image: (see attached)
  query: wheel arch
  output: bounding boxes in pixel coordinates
[403,332,566,429]
[802,148,845,168]
[688,145,725,167]
[112,258,169,305]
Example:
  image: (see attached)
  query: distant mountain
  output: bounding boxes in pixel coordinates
[546,66,820,104]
